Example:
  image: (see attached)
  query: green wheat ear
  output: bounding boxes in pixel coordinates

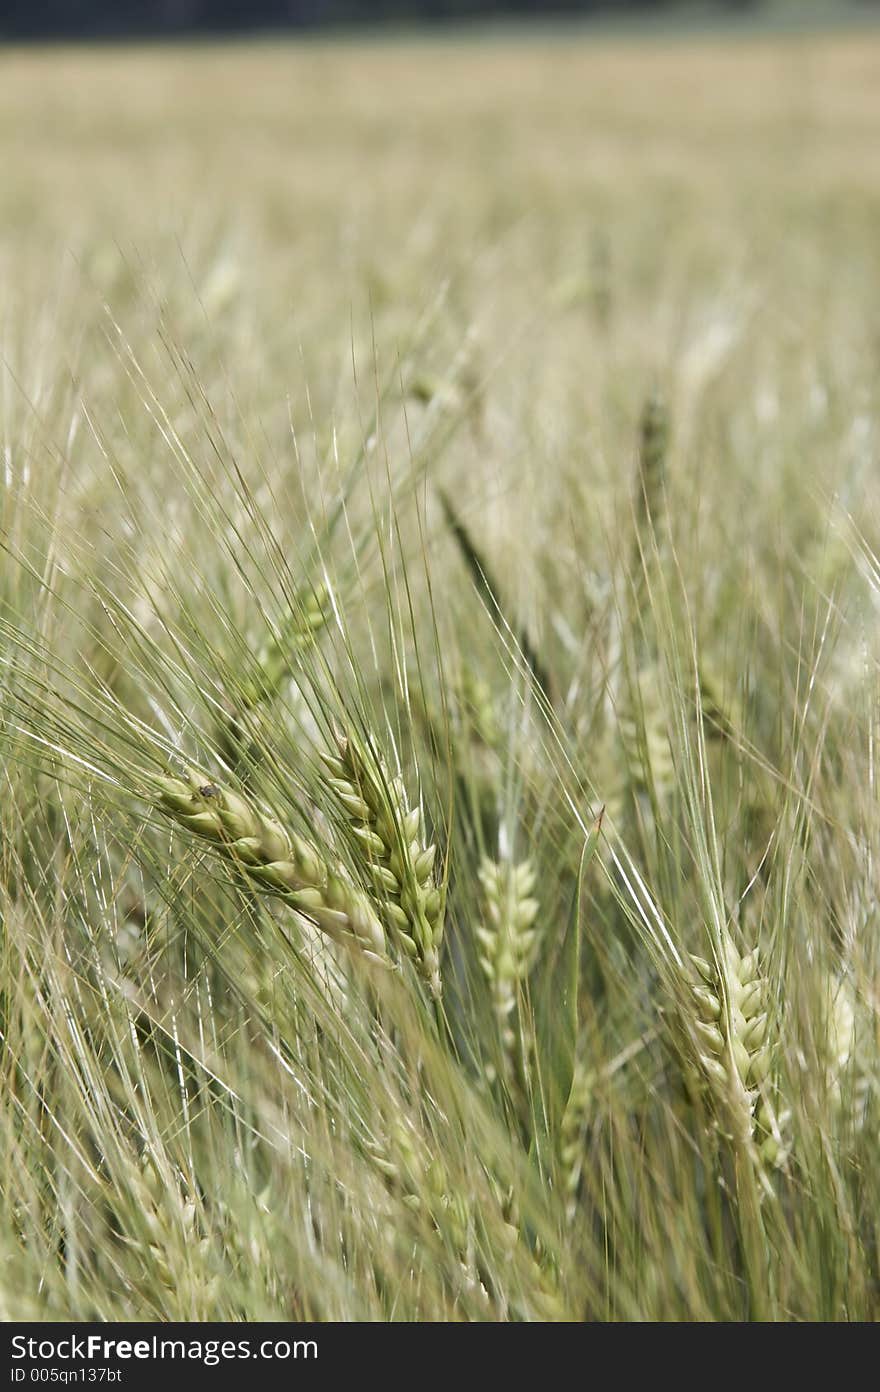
[322,729,445,998]
[823,973,873,1134]
[475,857,540,1077]
[618,661,675,804]
[454,666,501,751]
[636,391,669,536]
[684,931,789,1169]
[155,767,388,965]
[559,1059,593,1222]
[239,582,330,709]
[629,391,671,641]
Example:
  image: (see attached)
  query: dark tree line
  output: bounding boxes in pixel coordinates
[0,0,775,41]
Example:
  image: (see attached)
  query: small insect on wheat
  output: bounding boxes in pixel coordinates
[155,766,388,966]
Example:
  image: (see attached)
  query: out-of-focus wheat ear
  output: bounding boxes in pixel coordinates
[154,766,388,966]
[618,662,675,805]
[475,857,540,1078]
[126,1157,219,1315]
[238,581,330,711]
[438,488,556,708]
[629,392,670,645]
[454,666,501,751]
[364,1115,479,1299]
[323,729,445,999]
[823,972,872,1134]
[684,931,789,1170]
[697,656,747,744]
[559,1059,593,1223]
[636,391,669,537]
[408,329,485,442]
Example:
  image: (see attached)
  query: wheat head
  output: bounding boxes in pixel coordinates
[155,767,388,965]
[475,857,540,1073]
[322,730,445,998]
[686,931,788,1167]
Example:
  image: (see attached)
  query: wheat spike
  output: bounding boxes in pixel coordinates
[367,1118,469,1243]
[454,667,501,751]
[559,1059,593,1222]
[239,582,329,710]
[155,767,387,964]
[322,730,445,998]
[629,393,670,650]
[636,391,669,536]
[823,973,872,1133]
[475,858,540,1072]
[618,662,675,801]
[686,931,788,1167]
[697,657,747,743]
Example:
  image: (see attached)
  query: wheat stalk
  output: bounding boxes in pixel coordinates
[322,729,445,998]
[155,767,388,965]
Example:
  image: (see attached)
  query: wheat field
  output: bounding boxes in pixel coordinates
[1,30,879,1321]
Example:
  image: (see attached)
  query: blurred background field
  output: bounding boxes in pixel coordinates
[4,25,880,598]
[3,25,879,462]
[3,1,880,40]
